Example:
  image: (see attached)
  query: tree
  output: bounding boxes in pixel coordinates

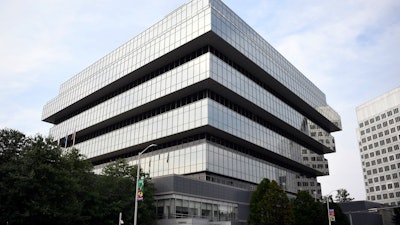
[0,128,150,225]
[102,158,156,225]
[81,174,135,225]
[0,128,27,163]
[0,129,27,224]
[0,130,93,225]
[249,178,294,225]
[103,158,134,177]
[335,189,354,202]
[292,191,325,225]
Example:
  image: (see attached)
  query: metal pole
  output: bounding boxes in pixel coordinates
[134,153,141,225]
[325,190,337,225]
[119,212,122,225]
[349,213,352,225]
[134,144,157,225]
[327,196,331,225]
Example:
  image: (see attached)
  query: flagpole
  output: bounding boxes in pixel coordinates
[134,144,157,225]
[72,130,76,147]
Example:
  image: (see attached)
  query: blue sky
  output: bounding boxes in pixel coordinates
[1,0,399,200]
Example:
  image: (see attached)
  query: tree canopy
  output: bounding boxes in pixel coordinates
[102,158,156,225]
[1,129,92,224]
[334,189,354,203]
[292,191,325,225]
[0,128,155,225]
[248,178,353,225]
[249,178,294,225]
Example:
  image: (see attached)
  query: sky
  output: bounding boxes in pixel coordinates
[1,0,399,201]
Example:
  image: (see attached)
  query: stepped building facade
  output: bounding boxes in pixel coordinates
[42,0,341,224]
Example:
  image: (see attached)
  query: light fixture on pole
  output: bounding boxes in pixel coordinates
[133,143,157,225]
[325,190,338,225]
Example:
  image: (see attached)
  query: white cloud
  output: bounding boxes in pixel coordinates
[0,0,190,134]
[0,103,51,136]
[236,0,400,94]
[232,0,400,199]
[0,0,74,101]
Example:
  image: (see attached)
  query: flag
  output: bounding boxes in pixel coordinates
[71,130,76,146]
[137,179,145,201]
[64,134,68,148]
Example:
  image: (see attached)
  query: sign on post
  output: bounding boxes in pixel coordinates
[137,179,144,201]
[329,209,335,222]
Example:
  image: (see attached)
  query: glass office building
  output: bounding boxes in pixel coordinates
[42,0,341,224]
[356,87,400,206]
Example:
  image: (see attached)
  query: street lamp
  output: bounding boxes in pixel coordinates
[325,190,338,225]
[134,144,157,225]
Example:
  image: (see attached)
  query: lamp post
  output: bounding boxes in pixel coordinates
[134,144,157,225]
[326,196,331,225]
[118,212,123,225]
[325,190,337,225]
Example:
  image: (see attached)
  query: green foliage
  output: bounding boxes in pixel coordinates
[334,189,354,203]
[249,178,294,225]
[0,129,27,224]
[249,178,270,224]
[0,130,91,225]
[0,128,27,162]
[292,191,325,225]
[249,180,353,225]
[0,128,156,225]
[103,158,157,225]
[103,158,135,178]
[81,174,135,225]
